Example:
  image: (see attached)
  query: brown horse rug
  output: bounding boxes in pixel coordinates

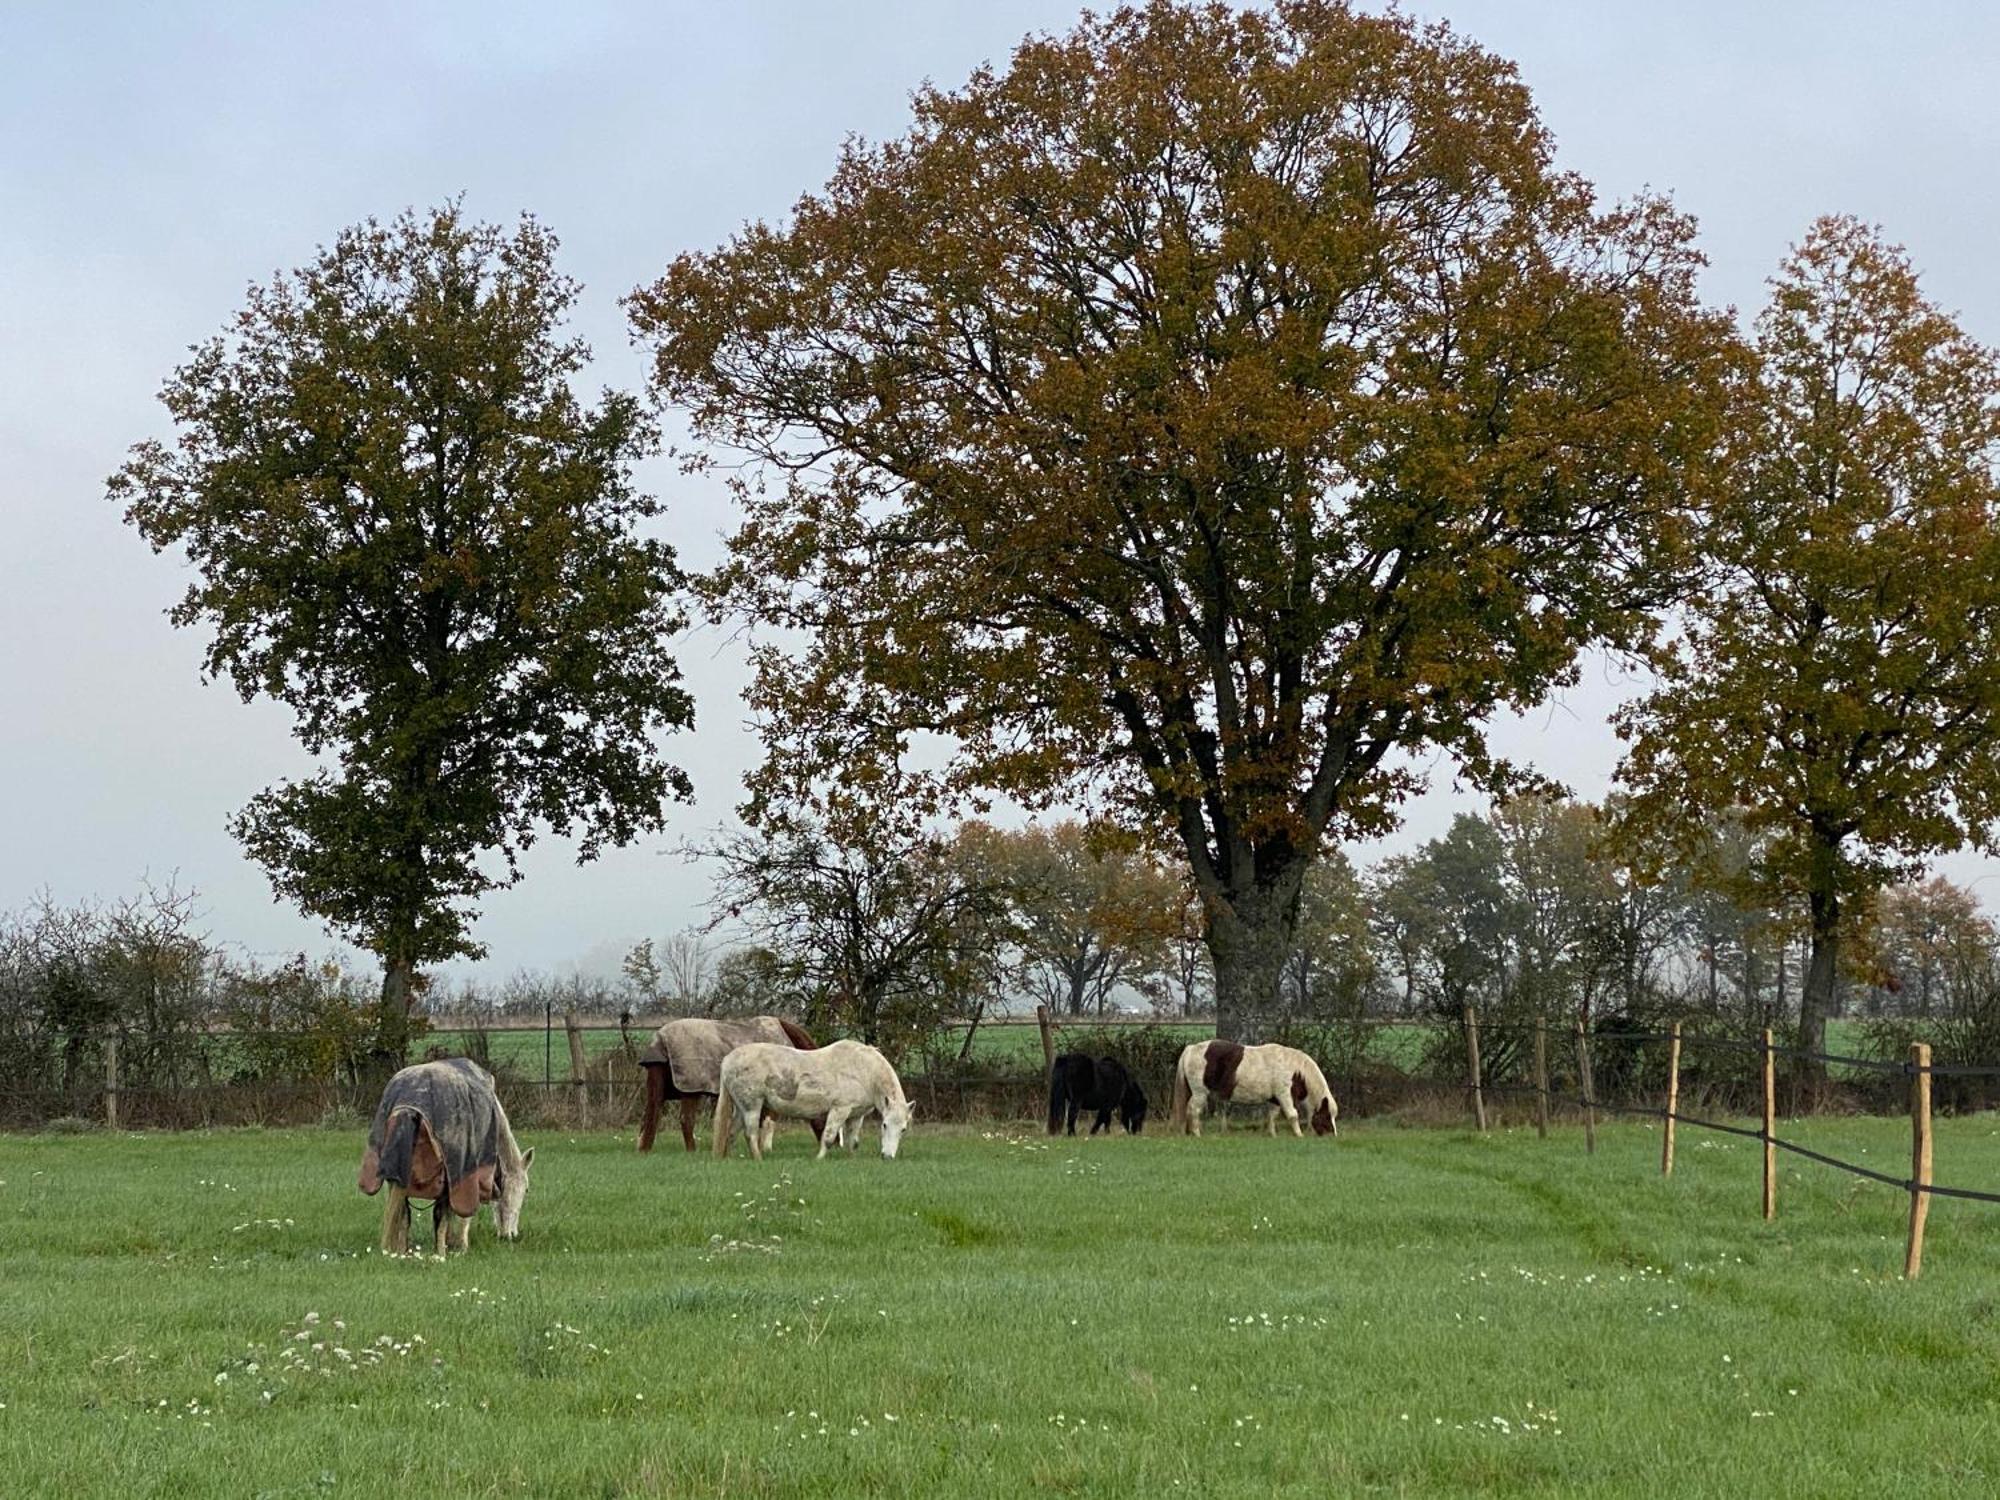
[358,1058,506,1217]
[639,1016,801,1095]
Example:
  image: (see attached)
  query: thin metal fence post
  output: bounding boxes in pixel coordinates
[1761,1028,1777,1222]
[103,1035,120,1130]
[1533,1015,1549,1139]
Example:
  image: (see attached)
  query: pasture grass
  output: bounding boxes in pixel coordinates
[4,1112,1999,1497]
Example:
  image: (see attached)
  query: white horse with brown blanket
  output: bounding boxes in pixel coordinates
[714,1039,914,1160]
[1169,1039,1338,1138]
[358,1058,534,1253]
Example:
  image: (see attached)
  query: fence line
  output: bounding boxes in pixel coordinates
[1446,1011,2000,1279]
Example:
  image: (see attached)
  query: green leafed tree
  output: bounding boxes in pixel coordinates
[1615,217,2000,1082]
[112,204,696,1059]
[632,0,1736,1038]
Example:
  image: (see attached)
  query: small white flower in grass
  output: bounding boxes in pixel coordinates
[214,1373,228,1385]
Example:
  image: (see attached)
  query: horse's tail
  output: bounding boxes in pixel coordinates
[778,1018,817,1050]
[711,1086,736,1159]
[637,1063,666,1153]
[1047,1058,1069,1135]
[1170,1056,1191,1133]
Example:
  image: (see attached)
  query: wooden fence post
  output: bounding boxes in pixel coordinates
[565,1013,589,1125]
[1662,1021,1682,1177]
[1905,1042,1933,1279]
[1761,1027,1777,1222]
[1463,1005,1487,1131]
[1533,1015,1549,1140]
[1575,1017,1596,1155]
[103,1035,120,1131]
[1036,1004,1056,1081]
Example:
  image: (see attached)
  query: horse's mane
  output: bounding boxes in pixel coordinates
[777,1017,817,1049]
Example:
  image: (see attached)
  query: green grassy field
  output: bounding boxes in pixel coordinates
[4,1114,1997,1498]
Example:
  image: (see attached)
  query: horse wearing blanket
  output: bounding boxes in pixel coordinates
[637,1015,820,1153]
[358,1058,533,1253]
[714,1039,914,1160]
[1169,1040,1338,1138]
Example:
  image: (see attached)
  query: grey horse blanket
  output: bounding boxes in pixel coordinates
[358,1058,506,1217]
[639,1016,795,1094]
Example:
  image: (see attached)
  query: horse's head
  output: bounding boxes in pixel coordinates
[880,1099,915,1159]
[1121,1082,1148,1134]
[1311,1094,1337,1137]
[496,1145,535,1237]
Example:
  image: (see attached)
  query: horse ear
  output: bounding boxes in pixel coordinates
[521,1146,535,1168]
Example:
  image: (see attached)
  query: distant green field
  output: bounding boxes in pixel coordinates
[422,1014,1886,1086]
[4,1115,1997,1497]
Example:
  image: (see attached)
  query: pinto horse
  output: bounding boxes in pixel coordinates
[637,1015,820,1152]
[1047,1053,1148,1136]
[1169,1040,1338,1139]
[713,1039,914,1161]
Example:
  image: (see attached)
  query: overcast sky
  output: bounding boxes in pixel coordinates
[7,1,2000,985]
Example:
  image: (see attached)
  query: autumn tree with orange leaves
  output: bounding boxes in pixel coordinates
[1617,218,2000,1083]
[634,1,1736,1038]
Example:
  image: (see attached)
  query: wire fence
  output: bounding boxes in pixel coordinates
[1451,1009,1999,1278]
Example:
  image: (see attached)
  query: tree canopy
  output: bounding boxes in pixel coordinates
[632,0,1737,1037]
[1615,216,2000,1076]
[113,204,694,1047]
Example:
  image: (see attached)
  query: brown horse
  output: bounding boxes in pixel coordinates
[636,1015,820,1152]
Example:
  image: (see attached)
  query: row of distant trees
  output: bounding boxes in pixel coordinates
[9,795,2000,1099]
[103,4,2000,1089]
[599,799,2000,1065]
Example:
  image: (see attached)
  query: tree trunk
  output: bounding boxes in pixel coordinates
[1800,838,1843,1092]
[374,952,416,1074]
[1205,885,1300,1042]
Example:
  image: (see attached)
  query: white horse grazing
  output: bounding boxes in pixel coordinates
[1169,1040,1338,1139]
[713,1039,914,1161]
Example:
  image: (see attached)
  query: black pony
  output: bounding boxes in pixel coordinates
[1048,1053,1148,1136]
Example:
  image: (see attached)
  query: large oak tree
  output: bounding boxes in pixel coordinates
[1616,217,2000,1081]
[633,0,1735,1037]
[114,205,695,1056]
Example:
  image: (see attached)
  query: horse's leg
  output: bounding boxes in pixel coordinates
[817,1108,846,1160]
[447,1211,471,1253]
[1188,1091,1204,1138]
[679,1095,700,1153]
[1091,1106,1113,1135]
[381,1185,410,1255]
[759,1112,777,1155]
[745,1105,765,1162]
[431,1199,449,1256]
